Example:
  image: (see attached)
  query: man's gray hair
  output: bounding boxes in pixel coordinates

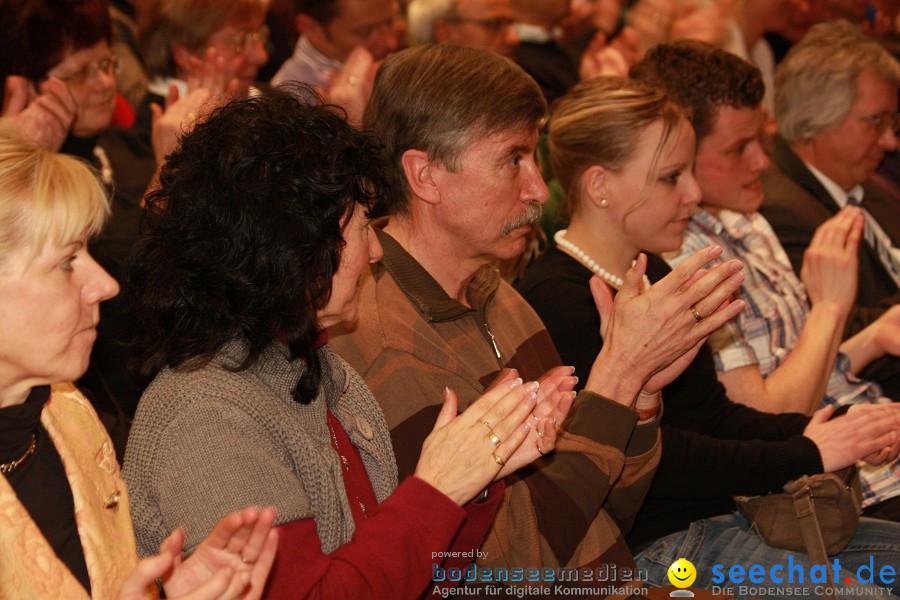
[776,20,900,143]
[406,0,456,44]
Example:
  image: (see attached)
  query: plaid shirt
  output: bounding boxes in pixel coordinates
[667,209,896,506]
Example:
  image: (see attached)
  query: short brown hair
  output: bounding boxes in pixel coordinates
[631,40,764,143]
[139,0,265,78]
[364,44,546,215]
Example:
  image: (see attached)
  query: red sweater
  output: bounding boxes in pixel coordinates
[264,411,503,599]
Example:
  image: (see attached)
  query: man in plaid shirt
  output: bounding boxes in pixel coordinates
[634,40,900,517]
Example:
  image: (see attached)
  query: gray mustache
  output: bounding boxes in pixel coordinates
[501,201,543,236]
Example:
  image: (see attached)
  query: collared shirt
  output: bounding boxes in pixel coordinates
[805,160,900,288]
[512,22,562,43]
[147,75,188,99]
[271,35,341,89]
[668,208,897,505]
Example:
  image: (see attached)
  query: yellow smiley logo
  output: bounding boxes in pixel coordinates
[667,558,697,588]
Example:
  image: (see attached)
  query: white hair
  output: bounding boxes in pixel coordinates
[776,20,900,142]
[406,0,456,44]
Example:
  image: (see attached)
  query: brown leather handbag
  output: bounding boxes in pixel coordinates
[735,467,863,600]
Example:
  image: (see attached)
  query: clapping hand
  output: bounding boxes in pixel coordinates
[117,507,278,600]
[804,404,900,472]
[150,47,241,165]
[321,46,378,127]
[801,206,864,314]
[587,247,746,402]
[484,367,576,478]
[415,377,546,505]
[2,75,77,151]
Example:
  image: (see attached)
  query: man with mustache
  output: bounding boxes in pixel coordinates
[760,20,900,398]
[332,43,748,594]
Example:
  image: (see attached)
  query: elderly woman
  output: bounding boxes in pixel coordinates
[0,131,277,599]
[136,0,270,129]
[516,76,900,597]
[0,0,230,423]
[122,86,567,598]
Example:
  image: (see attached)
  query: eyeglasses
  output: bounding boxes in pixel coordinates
[856,111,900,136]
[444,16,515,33]
[56,56,119,85]
[232,24,269,54]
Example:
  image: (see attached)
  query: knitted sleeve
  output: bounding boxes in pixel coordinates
[127,398,315,557]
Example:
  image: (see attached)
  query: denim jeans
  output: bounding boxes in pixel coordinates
[635,514,900,599]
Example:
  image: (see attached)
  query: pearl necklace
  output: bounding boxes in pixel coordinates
[554,229,650,290]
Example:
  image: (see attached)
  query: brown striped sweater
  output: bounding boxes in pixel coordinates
[331,227,661,597]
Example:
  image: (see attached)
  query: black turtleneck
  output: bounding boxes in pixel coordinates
[0,386,91,594]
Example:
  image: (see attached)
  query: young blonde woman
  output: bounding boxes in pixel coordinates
[517,76,900,598]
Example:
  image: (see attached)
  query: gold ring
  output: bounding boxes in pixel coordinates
[492,453,505,466]
[690,307,703,323]
[240,554,252,565]
[487,432,501,445]
[536,444,545,456]
[532,413,543,436]
[482,421,492,431]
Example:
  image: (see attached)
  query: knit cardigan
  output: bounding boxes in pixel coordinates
[124,341,398,556]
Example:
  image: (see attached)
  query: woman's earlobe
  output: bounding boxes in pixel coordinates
[583,165,610,209]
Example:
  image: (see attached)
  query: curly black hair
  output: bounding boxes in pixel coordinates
[630,40,764,143]
[125,84,387,403]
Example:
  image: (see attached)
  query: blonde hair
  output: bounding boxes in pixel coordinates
[549,76,687,223]
[0,131,109,267]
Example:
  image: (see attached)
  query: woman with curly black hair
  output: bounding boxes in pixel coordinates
[122,85,571,598]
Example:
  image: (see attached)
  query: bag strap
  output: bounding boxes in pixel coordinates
[791,483,838,600]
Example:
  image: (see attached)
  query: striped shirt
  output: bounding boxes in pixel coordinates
[332,225,661,595]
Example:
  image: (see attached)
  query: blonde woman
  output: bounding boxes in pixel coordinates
[517,77,900,598]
